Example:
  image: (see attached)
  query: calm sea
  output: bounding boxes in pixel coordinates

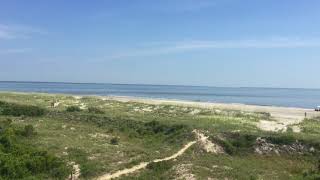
[0,81,319,109]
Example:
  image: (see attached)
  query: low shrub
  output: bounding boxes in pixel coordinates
[303,172,320,180]
[146,161,173,172]
[0,101,45,117]
[231,134,256,148]
[215,133,257,155]
[217,139,236,155]
[302,161,320,180]
[22,124,36,137]
[88,107,104,114]
[110,137,119,145]
[140,120,188,135]
[266,134,296,145]
[67,148,101,178]
[259,112,271,119]
[66,106,81,112]
[0,121,70,179]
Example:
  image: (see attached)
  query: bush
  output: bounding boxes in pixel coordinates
[141,121,188,135]
[147,161,173,172]
[302,169,320,179]
[215,133,257,155]
[110,137,119,145]
[66,106,81,112]
[266,134,296,145]
[22,125,36,137]
[67,148,101,178]
[88,107,104,114]
[0,101,45,117]
[0,122,70,179]
[220,139,236,155]
[80,161,101,178]
[231,134,256,148]
[301,159,320,179]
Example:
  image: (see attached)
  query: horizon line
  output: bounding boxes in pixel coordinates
[0,80,319,91]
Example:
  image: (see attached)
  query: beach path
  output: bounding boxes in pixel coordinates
[96,141,196,180]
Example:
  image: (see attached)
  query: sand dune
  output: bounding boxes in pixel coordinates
[103,96,319,132]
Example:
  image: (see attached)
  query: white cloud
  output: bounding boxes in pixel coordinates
[107,38,320,59]
[0,24,47,40]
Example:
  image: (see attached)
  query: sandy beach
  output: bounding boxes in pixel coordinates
[101,95,319,132]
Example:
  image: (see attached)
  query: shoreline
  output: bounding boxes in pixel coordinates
[0,90,316,110]
[102,94,313,110]
[1,90,318,118]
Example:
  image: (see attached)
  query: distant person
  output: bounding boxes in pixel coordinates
[305,112,307,118]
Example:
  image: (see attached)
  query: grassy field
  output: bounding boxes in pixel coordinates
[0,92,319,179]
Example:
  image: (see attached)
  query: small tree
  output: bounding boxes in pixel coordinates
[110,137,119,145]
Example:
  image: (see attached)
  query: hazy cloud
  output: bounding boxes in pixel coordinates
[0,48,32,54]
[108,38,320,59]
[0,24,47,40]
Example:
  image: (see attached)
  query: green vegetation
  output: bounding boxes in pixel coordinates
[0,92,319,179]
[0,101,45,117]
[110,137,119,145]
[88,107,105,114]
[21,124,37,137]
[67,148,100,178]
[147,161,173,172]
[213,133,257,155]
[66,106,81,112]
[0,119,69,179]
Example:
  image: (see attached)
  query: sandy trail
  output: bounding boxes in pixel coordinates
[97,141,196,180]
[103,96,319,132]
[96,130,219,180]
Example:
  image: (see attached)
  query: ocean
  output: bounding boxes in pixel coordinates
[0,81,319,109]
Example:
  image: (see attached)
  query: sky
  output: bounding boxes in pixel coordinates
[0,0,320,88]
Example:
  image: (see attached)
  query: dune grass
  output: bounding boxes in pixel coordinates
[0,92,319,179]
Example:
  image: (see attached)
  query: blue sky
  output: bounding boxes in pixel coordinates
[0,0,320,88]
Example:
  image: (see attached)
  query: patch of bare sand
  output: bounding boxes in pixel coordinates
[291,125,301,133]
[79,103,87,110]
[193,130,224,154]
[68,162,81,180]
[173,164,195,180]
[73,96,83,100]
[89,133,110,139]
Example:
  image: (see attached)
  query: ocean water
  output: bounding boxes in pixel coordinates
[0,81,320,109]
